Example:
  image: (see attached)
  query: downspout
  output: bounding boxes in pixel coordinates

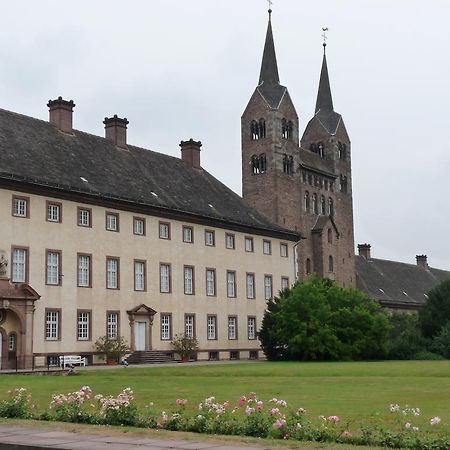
[293,238,303,283]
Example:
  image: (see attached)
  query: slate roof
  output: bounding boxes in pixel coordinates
[0,108,300,240]
[356,255,450,309]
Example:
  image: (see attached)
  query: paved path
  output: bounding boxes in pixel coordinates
[0,425,266,450]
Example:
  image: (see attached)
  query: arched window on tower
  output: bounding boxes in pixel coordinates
[312,194,318,214]
[321,196,326,215]
[328,255,334,272]
[304,191,310,212]
[259,154,267,173]
[250,153,267,174]
[258,118,266,139]
[327,228,332,244]
[317,142,324,158]
[338,142,347,160]
[340,174,348,193]
[250,120,259,140]
[251,154,260,174]
[306,258,312,275]
[283,154,294,175]
[328,197,334,216]
[281,118,293,140]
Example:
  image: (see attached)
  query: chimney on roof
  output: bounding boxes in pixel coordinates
[416,254,428,268]
[180,138,202,168]
[103,115,129,148]
[358,243,371,259]
[47,96,75,134]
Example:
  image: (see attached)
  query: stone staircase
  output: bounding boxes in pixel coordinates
[126,350,175,365]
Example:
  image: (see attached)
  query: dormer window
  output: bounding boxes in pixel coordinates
[282,154,294,174]
[281,118,293,140]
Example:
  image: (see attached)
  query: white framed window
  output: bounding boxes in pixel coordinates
[161,314,171,340]
[225,233,235,249]
[46,251,60,285]
[205,230,215,246]
[46,310,59,340]
[184,266,194,295]
[185,314,195,338]
[248,317,256,340]
[106,258,119,289]
[106,213,119,231]
[206,269,216,296]
[280,243,288,257]
[160,263,171,293]
[133,217,145,235]
[159,222,170,239]
[78,208,91,227]
[134,260,145,291]
[281,276,290,290]
[183,226,193,243]
[207,315,217,340]
[47,202,61,222]
[12,196,28,218]
[264,275,273,300]
[12,248,27,283]
[107,312,118,339]
[263,240,271,255]
[77,311,90,341]
[246,273,255,299]
[77,254,91,287]
[228,316,237,340]
[227,271,236,298]
[245,237,254,252]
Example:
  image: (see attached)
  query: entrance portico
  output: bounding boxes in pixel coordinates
[126,304,156,352]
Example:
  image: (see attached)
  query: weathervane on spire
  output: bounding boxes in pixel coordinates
[322,27,329,51]
[267,0,273,18]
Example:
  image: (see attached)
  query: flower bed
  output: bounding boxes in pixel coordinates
[0,388,448,449]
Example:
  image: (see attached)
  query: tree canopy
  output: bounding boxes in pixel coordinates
[259,276,391,361]
[419,279,450,338]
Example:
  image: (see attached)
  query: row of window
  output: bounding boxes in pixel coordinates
[11,196,288,255]
[305,255,334,274]
[301,171,335,191]
[45,310,258,342]
[249,118,293,141]
[11,248,290,299]
[304,193,335,216]
[309,141,348,160]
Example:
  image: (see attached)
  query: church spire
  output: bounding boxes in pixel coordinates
[258,9,280,86]
[315,44,334,114]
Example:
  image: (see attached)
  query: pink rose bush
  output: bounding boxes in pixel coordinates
[0,388,448,449]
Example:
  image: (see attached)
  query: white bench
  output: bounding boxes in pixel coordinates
[59,355,87,369]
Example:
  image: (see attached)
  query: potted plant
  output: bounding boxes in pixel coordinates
[171,333,199,362]
[94,336,130,365]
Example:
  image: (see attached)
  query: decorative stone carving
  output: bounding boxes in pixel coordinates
[0,250,8,278]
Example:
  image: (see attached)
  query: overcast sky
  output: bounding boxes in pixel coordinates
[1,1,449,269]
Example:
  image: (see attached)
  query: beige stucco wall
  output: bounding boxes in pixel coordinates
[1,188,296,362]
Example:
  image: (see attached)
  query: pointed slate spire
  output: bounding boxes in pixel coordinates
[258,10,280,86]
[315,45,334,114]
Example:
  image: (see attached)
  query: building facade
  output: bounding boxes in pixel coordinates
[0,99,299,369]
[241,11,355,287]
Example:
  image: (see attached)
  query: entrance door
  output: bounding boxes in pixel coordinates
[135,322,146,351]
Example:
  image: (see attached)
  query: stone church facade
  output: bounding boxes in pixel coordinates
[241,11,355,287]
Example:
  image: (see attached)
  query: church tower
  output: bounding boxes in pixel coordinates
[241,13,356,287]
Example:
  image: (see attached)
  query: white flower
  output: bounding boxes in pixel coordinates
[430,417,441,426]
[412,426,419,432]
[389,404,400,413]
[404,422,411,429]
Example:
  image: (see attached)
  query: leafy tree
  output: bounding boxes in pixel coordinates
[258,276,391,361]
[419,279,450,338]
[429,323,450,359]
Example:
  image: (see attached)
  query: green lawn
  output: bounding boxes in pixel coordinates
[0,361,449,431]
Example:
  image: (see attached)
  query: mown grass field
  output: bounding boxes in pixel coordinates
[0,360,449,432]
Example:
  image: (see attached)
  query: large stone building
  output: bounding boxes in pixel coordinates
[242,11,355,287]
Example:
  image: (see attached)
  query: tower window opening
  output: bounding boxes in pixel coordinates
[304,191,310,212]
[251,153,267,174]
[250,119,266,140]
[306,258,312,275]
[281,118,293,140]
[328,197,334,216]
[340,174,348,193]
[327,228,332,244]
[282,154,294,174]
[338,142,347,160]
[328,255,334,273]
[312,194,318,214]
[258,118,266,138]
[310,142,324,158]
[321,196,326,215]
